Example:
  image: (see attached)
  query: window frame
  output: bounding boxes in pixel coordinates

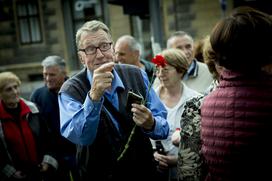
[15,0,43,45]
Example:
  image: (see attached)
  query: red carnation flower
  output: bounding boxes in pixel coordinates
[152,55,167,67]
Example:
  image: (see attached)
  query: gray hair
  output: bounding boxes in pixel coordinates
[41,55,66,71]
[76,20,112,49]
[167,31,194,48]
[116,35,143,55]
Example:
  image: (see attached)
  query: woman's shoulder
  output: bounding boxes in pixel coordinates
[21,98,39,114]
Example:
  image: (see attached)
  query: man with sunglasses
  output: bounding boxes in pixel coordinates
[58,20,169,181]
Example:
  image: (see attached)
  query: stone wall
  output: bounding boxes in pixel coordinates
[0,0,67,82]
[163,0,233,41]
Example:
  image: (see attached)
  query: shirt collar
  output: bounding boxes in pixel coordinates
[183,59,198,80]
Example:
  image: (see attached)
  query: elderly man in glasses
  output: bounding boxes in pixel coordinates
[58,20,169,181]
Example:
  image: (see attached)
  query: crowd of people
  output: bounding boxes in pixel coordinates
[0,6,271,181]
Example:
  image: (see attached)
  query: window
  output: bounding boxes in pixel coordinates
[16,1,42,44]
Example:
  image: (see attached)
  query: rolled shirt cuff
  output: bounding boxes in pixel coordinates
[43,155,58,169]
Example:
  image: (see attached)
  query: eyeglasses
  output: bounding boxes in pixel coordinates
[156,66,176,74]
[78,42,112,55]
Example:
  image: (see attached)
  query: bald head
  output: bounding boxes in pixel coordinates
[114,35,141,66]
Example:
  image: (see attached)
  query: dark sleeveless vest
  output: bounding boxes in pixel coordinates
[59,64,157,181]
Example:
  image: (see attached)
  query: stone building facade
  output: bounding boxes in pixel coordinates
[0,0,270,98]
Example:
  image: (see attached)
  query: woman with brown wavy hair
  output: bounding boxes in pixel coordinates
[201,6,272,180]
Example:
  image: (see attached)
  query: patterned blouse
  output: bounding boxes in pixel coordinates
[177,80,218,181]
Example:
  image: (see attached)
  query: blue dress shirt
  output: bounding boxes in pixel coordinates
[58,68,169,145]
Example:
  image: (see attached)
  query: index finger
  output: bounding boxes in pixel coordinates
[96,62,115,73]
